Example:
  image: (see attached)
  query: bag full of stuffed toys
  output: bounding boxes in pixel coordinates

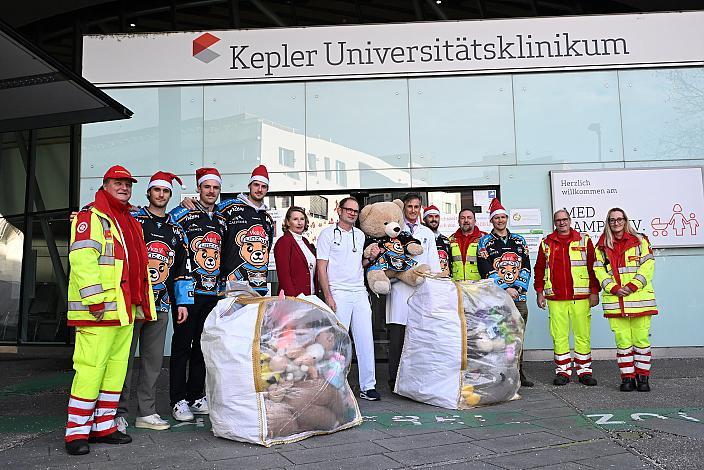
[201,286,362,446]
[395,277,524,409]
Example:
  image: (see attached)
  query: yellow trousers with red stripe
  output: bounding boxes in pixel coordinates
[608,315,652,379]
[65,323,133,442]
[547,299,592,377]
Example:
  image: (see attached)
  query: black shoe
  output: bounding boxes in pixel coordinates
[520,377,534,387]
[553,375,569,386]
[88,430,132,445]
[360,389,381,401]
[619,377,636,392]
[65,439,90,456]
[578,374,598,386]
[636,375,651,392]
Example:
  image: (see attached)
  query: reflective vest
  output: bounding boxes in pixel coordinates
[540,233,592,299]
[594,236,657,318]
[68,207,156,327]
[450,235,481,281]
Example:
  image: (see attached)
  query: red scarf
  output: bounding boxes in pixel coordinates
[94,188,148,307]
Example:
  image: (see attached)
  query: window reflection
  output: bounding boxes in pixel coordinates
[0,217,23,342]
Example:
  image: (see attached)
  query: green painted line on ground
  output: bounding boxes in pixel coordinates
[0,372,73,398]
[0,408,701,435]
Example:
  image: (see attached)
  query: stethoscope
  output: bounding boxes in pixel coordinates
[333,223,358,252]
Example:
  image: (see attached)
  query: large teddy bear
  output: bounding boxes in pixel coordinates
[358,199,430,295]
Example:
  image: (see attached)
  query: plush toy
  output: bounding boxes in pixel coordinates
[460,384,481,407]
[265,400,299,437]
[358,199,430,295]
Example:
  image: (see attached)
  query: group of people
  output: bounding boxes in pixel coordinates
[63,162,658,457]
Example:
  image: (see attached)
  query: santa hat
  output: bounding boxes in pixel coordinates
[147,241,174,263]
[198,231,221,250]
[423,205,440,219]
[249,165,270,186]
[497,252,520,267]
[148,171,186,190]
[241,225,268,244]
[196,167,222,187]
[489,198,508,220]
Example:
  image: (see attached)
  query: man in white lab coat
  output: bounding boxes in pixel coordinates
[386,194,441,390]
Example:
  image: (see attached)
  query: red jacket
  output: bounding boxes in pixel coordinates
[274,231,318,296]
[534,228,599,300]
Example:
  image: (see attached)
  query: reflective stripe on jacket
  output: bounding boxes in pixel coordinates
[68,207,156,326]
[450,235,481,281]
[540,233,592,299]
[594,234,657,318]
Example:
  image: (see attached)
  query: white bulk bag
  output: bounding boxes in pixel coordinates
[201,293,362,446]
[396,278,524,409]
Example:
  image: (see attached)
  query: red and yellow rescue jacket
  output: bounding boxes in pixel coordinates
[68,206,156,327]
[594,232,657,318]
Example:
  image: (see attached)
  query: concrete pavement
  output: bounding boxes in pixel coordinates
[1,349,702,469]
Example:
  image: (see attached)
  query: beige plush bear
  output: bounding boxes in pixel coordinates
[358,199,430,295]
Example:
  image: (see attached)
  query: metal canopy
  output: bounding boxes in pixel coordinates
[0,19,132,133]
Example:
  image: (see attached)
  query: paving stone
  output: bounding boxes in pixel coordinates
[539,426,607,442]
[279,441,387,465]
[199,443,277,461]
[298,428,391,448]
[455,423,547,440]
[286,454,403,470]
[432,462,503,469]
[374,430,472,451]
[373,424,463,437]
[484,440,627,469]
[524,406,580,419]
[474,431,571,453]
[211,453,293,470]
[576,452,653,469]
[527,463,592,470]
[384,441,493,466]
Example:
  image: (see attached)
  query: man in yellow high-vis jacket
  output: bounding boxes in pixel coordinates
[450,208,486,281]
[594,207,658,393]
[65,165,156,456]
[534,210,600,387]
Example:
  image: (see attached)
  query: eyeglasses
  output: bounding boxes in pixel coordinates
[608,217,626,224]
[554,218,570,224]
[340,206,359,215]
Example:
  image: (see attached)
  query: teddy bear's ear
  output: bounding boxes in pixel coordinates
[393,199,404,211]
[359,204,372,222]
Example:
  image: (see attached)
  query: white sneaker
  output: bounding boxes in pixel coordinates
[115,416,128,433]
[135,414,171,430]
[190,397,209,415]
[172,400,194,421]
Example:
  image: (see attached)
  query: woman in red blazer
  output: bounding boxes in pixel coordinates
[274,206,318,296]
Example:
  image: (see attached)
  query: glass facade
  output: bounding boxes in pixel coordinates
[78,66,704,351]
[0,128,72,343]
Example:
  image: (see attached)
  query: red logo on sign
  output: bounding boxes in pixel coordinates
[193,33,220,63]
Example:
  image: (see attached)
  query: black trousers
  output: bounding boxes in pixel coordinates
[169,296,218,405]
[387,323,406,389]
[515,300,529,380]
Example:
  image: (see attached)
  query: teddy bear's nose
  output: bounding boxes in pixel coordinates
[393,227,400,233]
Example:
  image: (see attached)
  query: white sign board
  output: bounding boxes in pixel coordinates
[510,208,542,227]
[82,11,704,87]
[551,168,704,248]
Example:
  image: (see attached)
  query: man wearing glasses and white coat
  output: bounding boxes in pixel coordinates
[317,197,382,401]
[387,194,442,390]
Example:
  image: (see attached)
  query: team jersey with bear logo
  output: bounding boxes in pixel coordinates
[169,205,226,296]
[477,230,531,301]
[217,193,275,296]
[133,207,194,312]
[434,232,452,277]
[364,231,420,273]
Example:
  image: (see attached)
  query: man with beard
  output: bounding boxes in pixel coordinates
[114,172,193,433]
[169,168,226,420]
[422,205,451,277]
[217,165,274,296]
[450,208,487,281]
[477,198,533,387]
